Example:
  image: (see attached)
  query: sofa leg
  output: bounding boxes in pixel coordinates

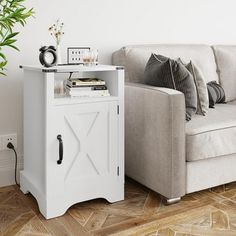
[164,197,181,205]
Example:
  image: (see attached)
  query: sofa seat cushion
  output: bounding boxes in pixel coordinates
[186,101,236,162]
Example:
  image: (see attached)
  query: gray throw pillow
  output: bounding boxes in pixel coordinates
[178,59,209,116]
[144,54,197,121]
[144,54,175,88]
[207,81,226,108]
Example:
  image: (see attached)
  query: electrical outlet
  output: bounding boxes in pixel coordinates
[0,133,17,150]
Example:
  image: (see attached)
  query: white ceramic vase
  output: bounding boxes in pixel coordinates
[56,44,62,65]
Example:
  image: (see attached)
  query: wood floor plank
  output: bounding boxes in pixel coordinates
[38,212,92,236]
[0,190,36,235]
[143,191,161,215]
[2,178,236,235]
[211,210,230,230]
[92,217,156,236]
[69,206,93,226]
[92,202,215,236]
[84,211,109,231]
[110,221,160,236]
[158,228,175,236]
[13,186,40,215]
[0,188,15,205]
[15,215,52,236]
[2,211,35,236]
[102,214,133,228]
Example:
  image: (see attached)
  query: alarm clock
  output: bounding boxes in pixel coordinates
[39,46,57,67]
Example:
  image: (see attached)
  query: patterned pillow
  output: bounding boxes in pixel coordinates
[144,54,197,121]
[178,59,209,116]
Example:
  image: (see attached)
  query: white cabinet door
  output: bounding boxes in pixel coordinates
[46,101,119,200]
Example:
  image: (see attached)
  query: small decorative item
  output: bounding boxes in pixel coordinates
[54,79,65,95]
[83,49,98,66]
[39,46,57,67]
[48,19,64,64]
[91,49,98,65]
[67,47,90,65]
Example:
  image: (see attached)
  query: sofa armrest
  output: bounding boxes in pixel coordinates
[125,82,186,198]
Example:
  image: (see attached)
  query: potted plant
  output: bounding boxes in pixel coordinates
[0,0,34,75]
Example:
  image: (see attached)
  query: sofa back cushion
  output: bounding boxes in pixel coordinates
[112,44,219,84]
[213,45,236,102]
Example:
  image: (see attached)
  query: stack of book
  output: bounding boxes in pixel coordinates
[66,78,110,97]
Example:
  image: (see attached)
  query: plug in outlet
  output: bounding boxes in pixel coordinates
[1,133,17,150]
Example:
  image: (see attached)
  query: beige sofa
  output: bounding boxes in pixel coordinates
[113,45,236,203]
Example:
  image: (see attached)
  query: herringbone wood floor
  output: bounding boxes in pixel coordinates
[1,178,236,235]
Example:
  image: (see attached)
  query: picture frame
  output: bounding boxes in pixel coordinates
[67,47,90,65]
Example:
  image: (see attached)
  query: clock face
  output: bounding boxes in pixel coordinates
[44,51,55,64]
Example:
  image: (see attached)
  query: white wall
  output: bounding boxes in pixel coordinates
[1,0,236,186]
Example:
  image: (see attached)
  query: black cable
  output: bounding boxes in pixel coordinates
[68,72,73,80]
[7,142,19,187]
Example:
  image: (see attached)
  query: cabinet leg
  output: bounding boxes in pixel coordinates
[106,191,124,203]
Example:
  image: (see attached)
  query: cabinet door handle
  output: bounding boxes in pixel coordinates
[57,135,63,165]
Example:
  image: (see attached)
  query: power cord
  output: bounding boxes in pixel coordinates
[68,72,73,80]
[7,142,19,187]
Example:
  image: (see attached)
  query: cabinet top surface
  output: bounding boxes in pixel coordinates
[20,64,124,73]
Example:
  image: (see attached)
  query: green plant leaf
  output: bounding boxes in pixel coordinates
[0,61,8,67]
[7,44,19,51]
[4,32,19,41]
[0,53,6,60]
[0,0,34,75]
[0,39,17,47]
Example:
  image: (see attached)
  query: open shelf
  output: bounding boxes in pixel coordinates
[52,68,122,102]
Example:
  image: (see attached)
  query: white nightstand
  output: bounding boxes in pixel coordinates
[20,64,124,219]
